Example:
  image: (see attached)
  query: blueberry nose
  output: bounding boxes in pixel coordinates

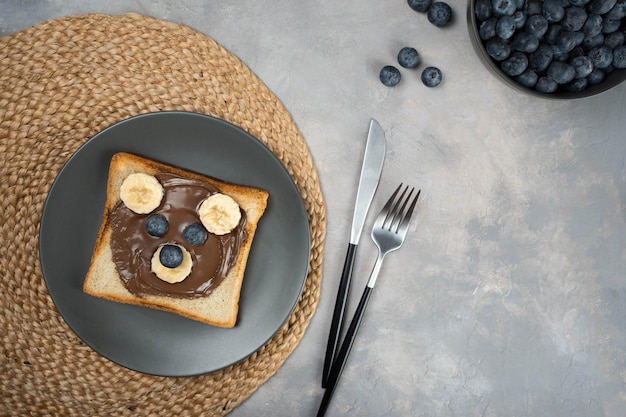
[159,244,183,268]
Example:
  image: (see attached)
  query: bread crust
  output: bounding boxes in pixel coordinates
[83,152,268,328]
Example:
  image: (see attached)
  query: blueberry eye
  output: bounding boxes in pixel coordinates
[160,244,183,268]
[145,214,168,237]
[183,224,207,246]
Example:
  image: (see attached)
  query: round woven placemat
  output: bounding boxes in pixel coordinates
[0,13,325,416]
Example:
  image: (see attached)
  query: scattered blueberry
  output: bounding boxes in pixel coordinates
[183,224,207,246]
[421,66,443,87]
[486,37,512,60]
[589,45,614,68]
[547,61,576,83]
[501,51,529,76]
[614,45,626,68]
[159,244,183,268]
[408,0,432,13]
[145,214,168,237]
[379,65,401,87]
[496,15,517,40]
[398,47,420,68]
[571,55,594,78]
[428,2,453,27]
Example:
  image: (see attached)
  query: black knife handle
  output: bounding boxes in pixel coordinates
[322,243,357,388]
[317,285,373,417]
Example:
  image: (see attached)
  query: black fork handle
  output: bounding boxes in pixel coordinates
[317,285,373,417]
[322,243,357,387]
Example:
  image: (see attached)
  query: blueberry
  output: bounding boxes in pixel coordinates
[512,10,527,29]
[583,33,605,49]
[525,15,549,38]
[480,17,499,40]
[516,69,539,87]
[183,224,207,246]
[428,2,453,27]
[589,0,617,15]
[501,51,529,76]
[614,45,626,68]
[562,7,588,31]
[408,0,432,12]
[547,61,576,83]
[556,30,585,52]
[492,0,517,17]
[587,67,606,84]
[546,24,564,45]
[529,43,554,71]
[475,0,492,20]
[607,0,626,20]
[543,0,565,22]
[566,77,589,92]
[421,66,443,87]
[552,44,571,61]
[602,19,621,34]
[525,0,543,15]
[398,47,420,68]
[159,244,183,268]
[379,66,401,87]
[145,214,168,237]
[604,31,625,49]
[589,45,614,68]
[535,76,559,92]
[496,15,517,40]
[512,32,540,53]
[583,14,603,38]
[486,37,512,60]
[571,55,594,78]
[569,0,591,6]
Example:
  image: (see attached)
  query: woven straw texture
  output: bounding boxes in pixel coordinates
[0,13,326,416]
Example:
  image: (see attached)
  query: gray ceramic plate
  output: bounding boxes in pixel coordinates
[39,112,311,376]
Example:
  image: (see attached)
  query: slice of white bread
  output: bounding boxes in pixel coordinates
[83,152,269,328]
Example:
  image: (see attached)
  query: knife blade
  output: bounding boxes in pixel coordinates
[321,118,386,387]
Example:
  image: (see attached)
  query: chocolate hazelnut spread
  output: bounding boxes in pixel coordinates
[109,173,247,298]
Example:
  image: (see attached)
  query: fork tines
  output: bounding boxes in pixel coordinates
[380,184,421,234]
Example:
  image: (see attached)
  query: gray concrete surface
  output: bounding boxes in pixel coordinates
[2,1,625,416]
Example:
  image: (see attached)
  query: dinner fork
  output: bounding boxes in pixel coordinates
[317,184,420,417]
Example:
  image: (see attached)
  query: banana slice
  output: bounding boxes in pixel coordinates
[198,193,241,235]
[151,244,193,284]
[119,173,164,214]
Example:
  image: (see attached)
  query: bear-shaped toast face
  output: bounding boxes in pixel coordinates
[108,173,247,299]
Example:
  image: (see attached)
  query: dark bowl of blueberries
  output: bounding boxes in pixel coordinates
[468,0,626,98]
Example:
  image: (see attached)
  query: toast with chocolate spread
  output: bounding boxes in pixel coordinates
[83,152,268,328]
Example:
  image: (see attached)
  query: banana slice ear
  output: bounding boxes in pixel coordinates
[198,193,241,235]
[119,173,164,214]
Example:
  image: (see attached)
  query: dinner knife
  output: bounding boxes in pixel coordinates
[321,118,386,388]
